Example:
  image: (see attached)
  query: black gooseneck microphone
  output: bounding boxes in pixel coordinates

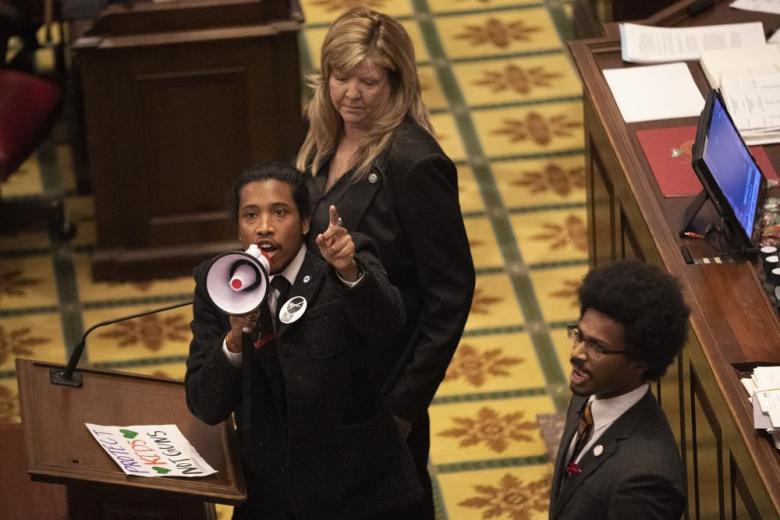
[50,300,193,387]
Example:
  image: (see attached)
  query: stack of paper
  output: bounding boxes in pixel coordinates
[698,41,780,144]
[731,0,780,15]
[620,22,766,64]
[749,367,780,434]
[738,368,780,450]
[721,73,780,145]
[699,45,780,89]
[603,63,704,123]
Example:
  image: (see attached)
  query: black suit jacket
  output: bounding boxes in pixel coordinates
[307,117,476,423]
[185,237,421,519]
[549,390,685,520]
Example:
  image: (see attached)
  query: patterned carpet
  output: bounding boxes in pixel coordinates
[0,1,588,518]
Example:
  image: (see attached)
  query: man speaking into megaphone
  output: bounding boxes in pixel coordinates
[185,162,422,519]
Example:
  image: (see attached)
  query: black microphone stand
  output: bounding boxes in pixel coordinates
[50,300,193,387]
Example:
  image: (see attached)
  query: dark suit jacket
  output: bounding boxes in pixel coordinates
[185,237,421,519]
[549,390,685,520]
[307,117,476,424]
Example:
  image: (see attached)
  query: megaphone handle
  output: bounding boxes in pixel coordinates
[226,324,251,353]
[240,327,253,431]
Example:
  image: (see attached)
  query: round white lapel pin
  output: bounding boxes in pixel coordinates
[368,172,379,184]
[279,296,307,324]
[303,275,311,283]
[593,445,604,457]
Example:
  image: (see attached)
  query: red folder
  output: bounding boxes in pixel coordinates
[636,126,778,198]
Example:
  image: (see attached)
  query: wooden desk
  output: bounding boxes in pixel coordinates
[569,1,780,518]
[570,1,677,39]
[75,0,303,280]
[577,0,677,25]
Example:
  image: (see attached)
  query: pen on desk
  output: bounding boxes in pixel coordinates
[683,231,705,239]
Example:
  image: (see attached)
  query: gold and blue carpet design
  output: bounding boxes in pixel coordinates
[1,1,587,518]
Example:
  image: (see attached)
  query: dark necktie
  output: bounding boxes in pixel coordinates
[270,276,291,326]
[560,401,593,487]
[569,400,593,465]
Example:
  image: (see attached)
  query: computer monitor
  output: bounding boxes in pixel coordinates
[691,89,766,250]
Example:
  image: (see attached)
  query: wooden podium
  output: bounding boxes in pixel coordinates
[73,0,304,281]
[15,358,246,519]
[0,423,67,519]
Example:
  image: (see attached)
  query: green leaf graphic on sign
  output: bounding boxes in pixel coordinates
[152,466,171,474]
[119,429,138,439]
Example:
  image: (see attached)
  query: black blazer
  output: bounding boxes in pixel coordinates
[549,390,685,520]
[185,237,421,519]
[307,117,476,423]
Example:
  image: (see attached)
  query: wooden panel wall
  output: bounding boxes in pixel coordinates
[78,17,303,280]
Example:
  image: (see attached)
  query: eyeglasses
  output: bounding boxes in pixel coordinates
[566,325,627,360]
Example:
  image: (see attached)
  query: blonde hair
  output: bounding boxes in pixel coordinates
[296,8,432,180]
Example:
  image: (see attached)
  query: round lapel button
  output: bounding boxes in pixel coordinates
[279,296,307,324]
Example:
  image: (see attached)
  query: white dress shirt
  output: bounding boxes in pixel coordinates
[222,245,307,366]
[566,383,650,464]
[221,244,364,366]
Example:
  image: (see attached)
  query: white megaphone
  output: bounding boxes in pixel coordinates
[205,244,270,315]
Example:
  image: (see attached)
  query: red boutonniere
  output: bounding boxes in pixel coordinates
[254,333,276,349]
[566,462,582,476]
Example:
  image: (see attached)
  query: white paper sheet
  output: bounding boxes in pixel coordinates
[620,22,766,63]
[86,423,217,477]
[753,365,780,389]
[742,377,757,397]
[603,63,705,123]
[722,73,780,128]
[699,44,780,89]
[731,0,780,15]
[754,396,774,429]
[755,390,780,428]
[751,367,780,430]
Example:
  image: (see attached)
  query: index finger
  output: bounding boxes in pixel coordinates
[329,205,341,228]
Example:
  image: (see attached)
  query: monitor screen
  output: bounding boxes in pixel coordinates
[695,90,765,247]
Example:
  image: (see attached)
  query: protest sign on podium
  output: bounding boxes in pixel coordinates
[15,358,246,520]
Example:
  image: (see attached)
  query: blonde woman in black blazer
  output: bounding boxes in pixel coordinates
[297,8,475,518]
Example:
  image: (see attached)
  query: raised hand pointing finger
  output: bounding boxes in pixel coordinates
[316,205,359,281]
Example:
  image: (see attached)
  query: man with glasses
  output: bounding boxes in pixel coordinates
[549,260,689,519]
